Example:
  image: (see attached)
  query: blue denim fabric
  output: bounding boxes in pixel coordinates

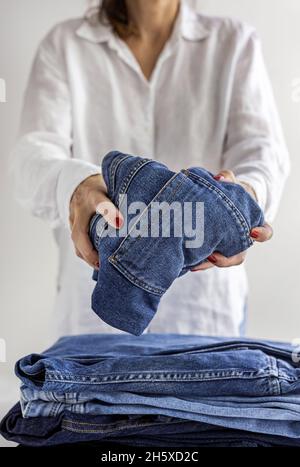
[15,334,299,394]
[19,389,300,439]
[89,151,264,335]
[13,334,300,440]
[2,403,300,447]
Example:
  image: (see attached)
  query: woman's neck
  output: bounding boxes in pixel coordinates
[126,0,180,40]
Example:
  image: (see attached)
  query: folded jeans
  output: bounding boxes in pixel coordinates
[2,402,300,448]
[12,334,300,439]
[89,152,264,335]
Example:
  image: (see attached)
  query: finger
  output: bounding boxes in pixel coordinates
[207,251,246,268]
[191,261,215,272]
[75,248,84,260]
[71,226,99,269]
[251,223,273,243]
[95,197,124,229]
[214,170,236,183]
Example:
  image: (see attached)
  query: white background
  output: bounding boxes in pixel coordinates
[0,0,300,445]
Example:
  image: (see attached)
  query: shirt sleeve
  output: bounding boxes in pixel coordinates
[222,30,290,222]
[11,28,101,229]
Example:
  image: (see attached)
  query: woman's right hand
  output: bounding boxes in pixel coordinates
[69,174,123,270]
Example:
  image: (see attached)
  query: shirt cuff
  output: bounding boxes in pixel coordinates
[57,159,101,229]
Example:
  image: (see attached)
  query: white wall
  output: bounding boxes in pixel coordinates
[0,0,300,403]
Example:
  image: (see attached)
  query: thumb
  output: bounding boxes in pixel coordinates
[93,194,124,229]
[214,170,236,183]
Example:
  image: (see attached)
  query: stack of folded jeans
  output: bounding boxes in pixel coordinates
[1,334,300,447]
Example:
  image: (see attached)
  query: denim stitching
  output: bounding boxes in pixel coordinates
[268,355,281,396]
[109,153,131,198]
[184,170,253,250]
[118,159,153,200]
[46,369,273,385]
[111,173,183,259]
[108,259,164,295]
[62,419,182,434]
[108,173,185,295]
[89,154,134,243]
[89,154,132,242]
[22,400,31,418]
[90,159,152,245]
[49,401,59,417]
[62,417,180,428]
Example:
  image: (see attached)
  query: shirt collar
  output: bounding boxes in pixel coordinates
[75,3,210,44]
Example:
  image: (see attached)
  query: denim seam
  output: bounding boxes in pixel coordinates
[91,159,152,246]
[107,260,164,295]
[268,356,281,396]
[109,153,132,197]
[65,392,78,403]
[108,172,184,295]
[90,155,141,242]
[46,369,273,384]
[111,172,182,258]
[118,159,153,199]
[184,170,252,250]
[100,160,155,249]
[278,373,300,382]
[21,400,31,418]
[50,401,63,417]
[62,419,181,434]
[61,418,180,428]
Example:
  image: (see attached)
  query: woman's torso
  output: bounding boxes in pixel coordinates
[50,5,251,339]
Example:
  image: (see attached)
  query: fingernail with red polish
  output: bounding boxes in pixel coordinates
[95,261,100,269]
[208,255,217,263]
[214,175,225,181]
[115,216,123,228]
[251,231,259,239]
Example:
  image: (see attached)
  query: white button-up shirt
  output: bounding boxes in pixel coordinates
[12,3,290,338]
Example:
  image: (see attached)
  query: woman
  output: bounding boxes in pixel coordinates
[13,0,289,338]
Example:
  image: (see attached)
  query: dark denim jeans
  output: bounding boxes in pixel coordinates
[89,151,264,335]
[2,402,300,447]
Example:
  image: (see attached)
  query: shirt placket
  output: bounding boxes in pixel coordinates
[107,32,180,158]
[141,85,155,157]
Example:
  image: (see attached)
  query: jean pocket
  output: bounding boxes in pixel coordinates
[108,172,188,296]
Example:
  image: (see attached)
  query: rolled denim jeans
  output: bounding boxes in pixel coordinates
[89,151,264,335]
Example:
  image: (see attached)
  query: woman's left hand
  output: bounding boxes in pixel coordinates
[191,170,273,272]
